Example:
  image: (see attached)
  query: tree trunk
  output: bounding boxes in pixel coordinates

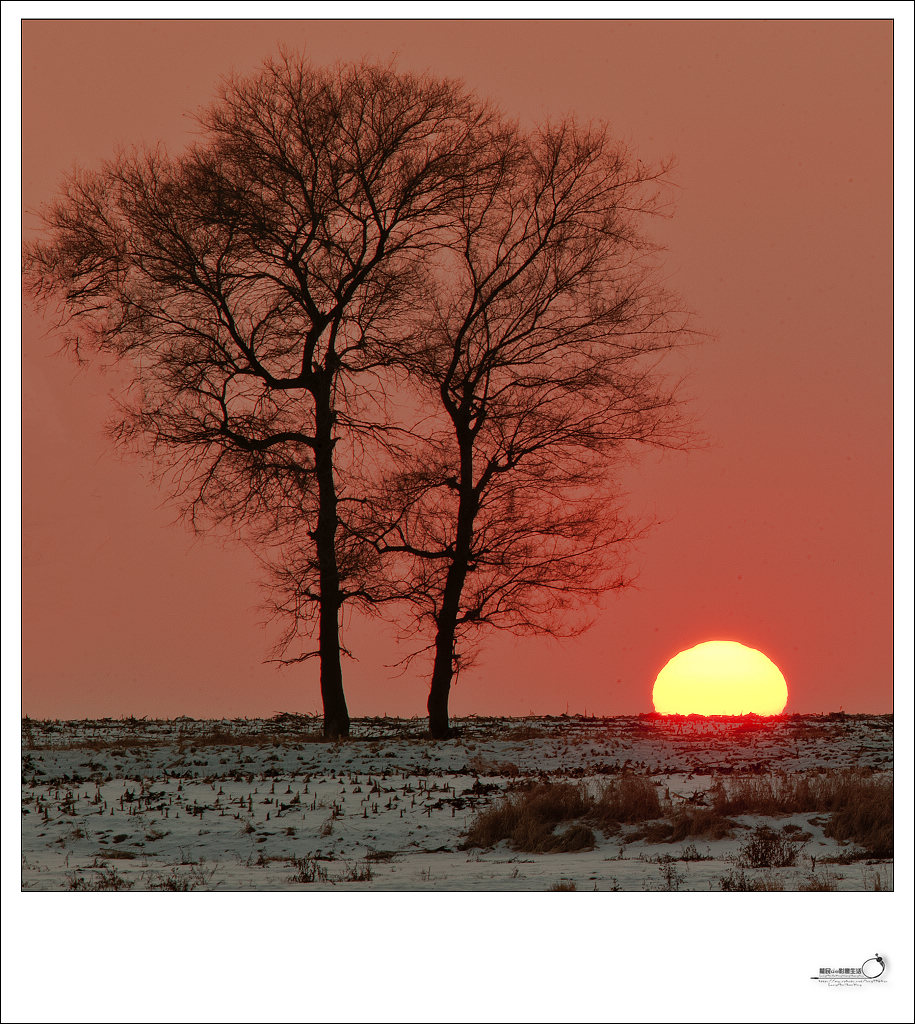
[428,570,465,738]
[318,598,349,740]
[313,377,350,740]
[427,435,476,738]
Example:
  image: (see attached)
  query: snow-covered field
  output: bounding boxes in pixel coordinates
[20,713,893,892]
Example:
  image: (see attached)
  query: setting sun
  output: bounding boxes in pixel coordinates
[652,640,788,716]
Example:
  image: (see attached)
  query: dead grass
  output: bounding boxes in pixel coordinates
[630,808,739,843]
[674,842,712,862]
[462,776,666,853]
[657,860,686,891]
[23,730,329,752]
[591,775,661,824]
[289,854,329,884]
[66,866,134,891]
[549,824,597,852]
[35,737,173,753]
[461,783,594,853]
[179,730,326,750]
[798,869,840,892]
[668,808,738,841]
[340,859,374,882]
[365,849,398,862]
[463,774,747,852]
[593,777,738,842]
[863,868,891,892]
[718,868,784,892]
[822,778,893,857]
[145,864,217,890]
[713,770,893,857]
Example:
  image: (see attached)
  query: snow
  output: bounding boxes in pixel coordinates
[20,713,893,892]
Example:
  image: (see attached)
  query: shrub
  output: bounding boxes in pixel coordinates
[289,855,328,883]
[738,825,804,868]
[658,859,686,891]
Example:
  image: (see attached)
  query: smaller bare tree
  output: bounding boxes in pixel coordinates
[374,120,695,737]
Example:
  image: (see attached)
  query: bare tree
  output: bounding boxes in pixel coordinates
[373,120,695,737]
[24,53,500,738]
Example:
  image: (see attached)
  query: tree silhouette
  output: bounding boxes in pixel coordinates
[25,53,694,739]
[371,121,694,736]
[24,53,501,738]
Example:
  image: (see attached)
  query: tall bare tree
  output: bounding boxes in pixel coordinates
[24,54,501,738]
[373,121,694,737]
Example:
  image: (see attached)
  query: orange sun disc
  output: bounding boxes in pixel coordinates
[652,640,788,716]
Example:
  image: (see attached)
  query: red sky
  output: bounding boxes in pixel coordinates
[20,19,895,719]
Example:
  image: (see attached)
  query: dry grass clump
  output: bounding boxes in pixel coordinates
[630,808,738,843]
[461,783,594,853]
[711,776,810,816]
[592,776,738,841]
[798,869,840,892]
[822,777,892,857]
[146,864,217,890]
[340,859,374,882]
[713,770,893,858]
[718,868,783,892]
[463,776,665,853]
[591,775,661,824]
[550,824,597,852]
[667,808,738,841]
[460,769,893,860]
[289,854,329,883]
[463,774,740,853]
[66,866,134,891]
